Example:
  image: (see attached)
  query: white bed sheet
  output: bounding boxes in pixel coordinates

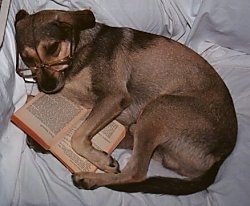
[0,0,250,206]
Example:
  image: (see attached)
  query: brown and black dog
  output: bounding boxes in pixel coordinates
[15,9,237,195]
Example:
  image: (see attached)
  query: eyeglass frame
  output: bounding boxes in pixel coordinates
[16,16,74,83]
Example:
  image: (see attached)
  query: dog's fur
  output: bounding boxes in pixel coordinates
[15,9,237,195]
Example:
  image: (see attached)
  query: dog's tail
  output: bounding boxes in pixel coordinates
[107,161,221,195]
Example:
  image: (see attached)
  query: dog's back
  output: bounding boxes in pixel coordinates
[72,25,236,137]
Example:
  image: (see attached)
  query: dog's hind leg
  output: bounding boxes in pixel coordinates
[72,96,168,189]
[71,91,132,173]
[72,94,221,194]
[72,118,158,190]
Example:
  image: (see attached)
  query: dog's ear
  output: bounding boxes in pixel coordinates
[15,10,29,26]
[56,10,95,31]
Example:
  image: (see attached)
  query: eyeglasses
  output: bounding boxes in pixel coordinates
[16,16,74,83]
[16,53,73,83]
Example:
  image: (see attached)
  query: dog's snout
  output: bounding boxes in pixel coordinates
[38,71,65,93]
[39,78,59,93]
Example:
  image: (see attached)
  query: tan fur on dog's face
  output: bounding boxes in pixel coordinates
[15,9,95,93]
[19,40,71,93]
[21,39,72,70]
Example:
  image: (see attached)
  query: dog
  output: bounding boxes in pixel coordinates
[15,9,237,195]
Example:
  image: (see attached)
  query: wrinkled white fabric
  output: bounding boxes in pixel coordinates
[186,0,250,54]
[0,0,250,206]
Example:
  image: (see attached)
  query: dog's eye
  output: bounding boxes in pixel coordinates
[47,42,60,56]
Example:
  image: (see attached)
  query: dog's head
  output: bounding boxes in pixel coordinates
[15,9,95,93]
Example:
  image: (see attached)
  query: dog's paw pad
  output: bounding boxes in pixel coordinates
[72,174,98,190]
[106,156,120,173]
[99,151,120,173]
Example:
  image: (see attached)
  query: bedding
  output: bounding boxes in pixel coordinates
[0,0,250,205]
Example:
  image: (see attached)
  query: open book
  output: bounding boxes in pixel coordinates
[11,92,126,173]
[0,0,11,46]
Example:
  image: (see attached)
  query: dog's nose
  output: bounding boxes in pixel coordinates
[38,73,65,94]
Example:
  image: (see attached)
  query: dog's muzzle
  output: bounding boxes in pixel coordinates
[16,55,72,83]
[37,69,66,94]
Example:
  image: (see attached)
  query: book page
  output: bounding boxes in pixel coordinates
[12,92,89,149]
[12,92,126,173]
[51,120,126,173]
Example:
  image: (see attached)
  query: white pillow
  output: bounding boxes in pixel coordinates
[187,0,250,54]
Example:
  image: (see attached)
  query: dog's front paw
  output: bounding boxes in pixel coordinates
[100,151,120,174]
[71,133,120,173]
[72,173,100,190]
